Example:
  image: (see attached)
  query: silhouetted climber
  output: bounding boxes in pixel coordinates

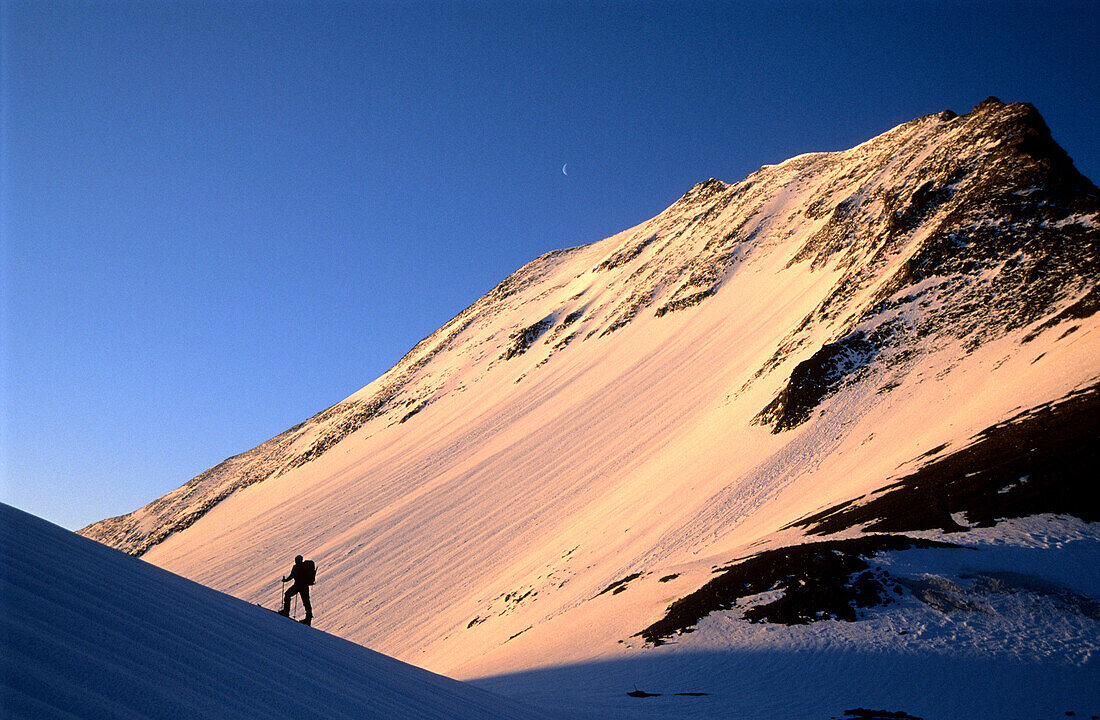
[278,555,316,625]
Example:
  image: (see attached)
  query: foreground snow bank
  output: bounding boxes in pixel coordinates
[0,503,552,720]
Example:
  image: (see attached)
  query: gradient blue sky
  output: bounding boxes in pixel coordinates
[3,1,1099,530]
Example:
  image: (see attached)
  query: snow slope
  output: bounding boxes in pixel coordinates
[77,98,1100,716]
[0,503,553,719]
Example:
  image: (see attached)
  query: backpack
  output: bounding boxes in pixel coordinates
[301,559,316,585]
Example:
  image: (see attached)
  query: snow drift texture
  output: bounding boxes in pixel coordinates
[79,98,1099,708]
[0,503,550,720]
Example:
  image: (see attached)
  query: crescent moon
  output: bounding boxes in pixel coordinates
[562,163,568,176]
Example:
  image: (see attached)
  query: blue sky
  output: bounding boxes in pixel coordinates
[3,1,1099,530]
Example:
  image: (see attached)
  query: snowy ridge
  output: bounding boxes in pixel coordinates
[77,99,1099,715]
[0,503,552,720]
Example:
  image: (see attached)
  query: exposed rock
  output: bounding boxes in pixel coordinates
[501,318,554,360]
[596,233,657,272]
[841,709,924,720]
[756,331,877,432]
[896,576,988,613]
[596,572,643,597]
[636,535,955,646]
[1021,285,1100,343]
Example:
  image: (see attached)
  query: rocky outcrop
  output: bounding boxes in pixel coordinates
[755,331,877,431]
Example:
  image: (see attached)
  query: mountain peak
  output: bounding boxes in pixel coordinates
[83,99,1099,555]
[959,97,1096,193]
[973,94,1005,112]
[79,104,1099,697]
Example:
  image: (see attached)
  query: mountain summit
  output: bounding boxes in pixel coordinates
[80,100,1099,716]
